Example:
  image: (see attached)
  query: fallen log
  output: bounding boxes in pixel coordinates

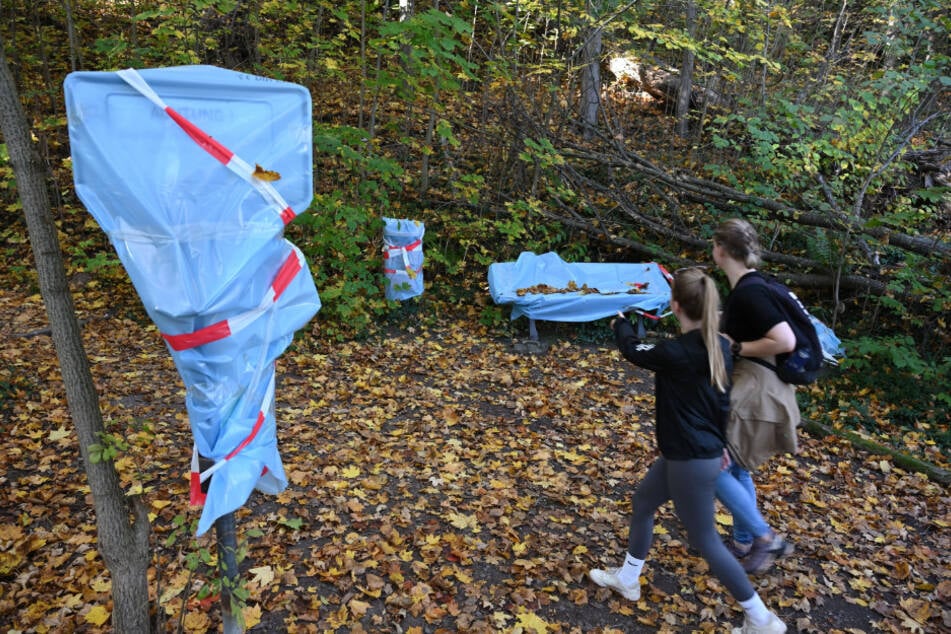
[801,418,951,486]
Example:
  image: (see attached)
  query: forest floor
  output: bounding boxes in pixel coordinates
[1,274,949,634]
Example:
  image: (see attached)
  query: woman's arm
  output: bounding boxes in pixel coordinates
[612,315,671,371]
[731,321,796,359]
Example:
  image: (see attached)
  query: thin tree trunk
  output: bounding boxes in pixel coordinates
[29,1,56,112]
[62,0,83,71]
[676,0,696,137]
[0,42,152,634]
[359,0,367,130]
[578,0,604,140]
[579,24,602,139]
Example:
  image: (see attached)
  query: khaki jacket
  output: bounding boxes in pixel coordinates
[725,357,801,470]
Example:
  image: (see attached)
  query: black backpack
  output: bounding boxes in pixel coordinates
[735,273,823,385]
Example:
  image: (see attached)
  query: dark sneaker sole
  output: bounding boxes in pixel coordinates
[745,540,794,574]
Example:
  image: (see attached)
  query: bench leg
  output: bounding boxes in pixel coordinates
[529,318,538,341]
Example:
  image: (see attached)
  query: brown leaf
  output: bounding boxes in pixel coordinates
[252,163,281,181]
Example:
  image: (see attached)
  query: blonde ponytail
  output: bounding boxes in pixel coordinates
[672,267,729,392]
[700,278,729,392]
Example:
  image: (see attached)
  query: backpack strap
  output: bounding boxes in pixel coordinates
[744,355,779,372]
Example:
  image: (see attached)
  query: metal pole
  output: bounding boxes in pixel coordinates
[199,454,244,634]
[215,512,243,634]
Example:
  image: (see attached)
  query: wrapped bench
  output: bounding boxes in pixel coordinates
[488,252,672,340]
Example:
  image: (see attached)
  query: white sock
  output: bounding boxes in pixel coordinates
[739,594,772,626]
[616,552,644,586]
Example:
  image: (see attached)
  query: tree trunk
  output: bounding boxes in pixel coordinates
[0,42,152,633]
[62,0,83,71]
[676,0,697,137]
[579,24,602,139]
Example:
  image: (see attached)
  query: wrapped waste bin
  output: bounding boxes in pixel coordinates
[382,217,425,300]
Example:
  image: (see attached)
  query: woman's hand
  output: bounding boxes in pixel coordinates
[721,448,732,471]
[610,311,626,330]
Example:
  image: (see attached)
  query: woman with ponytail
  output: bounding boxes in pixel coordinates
[589,267,786,634]
[712,218,796,575]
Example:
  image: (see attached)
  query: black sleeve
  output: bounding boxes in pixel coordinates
[613,317,676,373]
[725,285,787,342]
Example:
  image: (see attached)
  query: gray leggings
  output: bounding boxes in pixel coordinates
[628,456,755,602]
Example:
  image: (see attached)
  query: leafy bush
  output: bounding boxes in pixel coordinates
[290,125,405,339]
[824,335,951,456]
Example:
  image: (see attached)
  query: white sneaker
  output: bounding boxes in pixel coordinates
[731,612,787,634]
[588,567,641,601]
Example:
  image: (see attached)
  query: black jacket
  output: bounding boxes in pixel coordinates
[613,319,732,460]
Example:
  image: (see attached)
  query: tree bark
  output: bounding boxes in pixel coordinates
[579,19,603,139]
[0,42,152,633]
[62,0,83,71]
[676,0,697,137]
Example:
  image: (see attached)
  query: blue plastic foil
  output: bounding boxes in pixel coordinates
[488,252,671,322]
[65,65,320,535]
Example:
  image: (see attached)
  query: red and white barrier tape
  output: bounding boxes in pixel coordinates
[383,238,422,277]
[162,249,303,351]
[117,68,296,225]
[189,373,275,506]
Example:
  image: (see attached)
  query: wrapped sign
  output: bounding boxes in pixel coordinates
[65,65,320,535]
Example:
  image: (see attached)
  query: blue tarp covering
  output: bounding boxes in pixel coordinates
[488,252,672,322]
[812,316,845,363]
[383,217,425,301]
[65,65,320,535]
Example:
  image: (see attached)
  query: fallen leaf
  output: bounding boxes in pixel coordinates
[252,163,281,181]
[84,605,110,626]
[249,565,275,586]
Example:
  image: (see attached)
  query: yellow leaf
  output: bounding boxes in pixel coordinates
[90,578,111,592]
[446,511,479,531]
[342,465,361,478]
[151,499,172,510]
[183,611,211,633]
[85,605,110,626]
[349,598,371,618]
[63,593,84,609]
[242,603,262,629]
[0,550,24,576]
[48,426,70,442]
[849,576,873,591]
[516,610,549,633]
